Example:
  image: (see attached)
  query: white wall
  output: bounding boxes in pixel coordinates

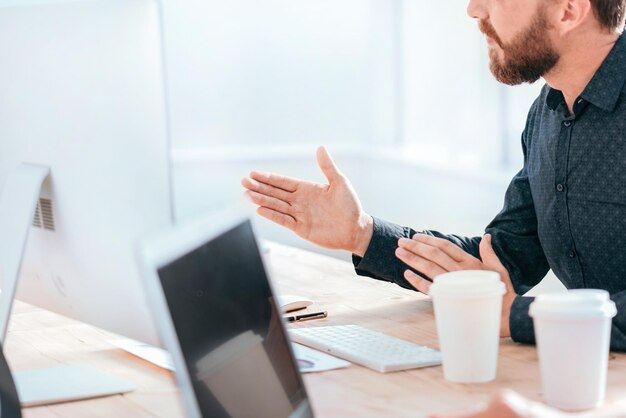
[162,0,397,149]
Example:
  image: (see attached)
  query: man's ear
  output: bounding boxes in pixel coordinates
[552,0,593,36]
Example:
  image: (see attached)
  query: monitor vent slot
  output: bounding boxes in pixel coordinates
[32,203,42,228]
[32,198,55,231]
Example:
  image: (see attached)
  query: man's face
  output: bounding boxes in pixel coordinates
[477,3,560,85]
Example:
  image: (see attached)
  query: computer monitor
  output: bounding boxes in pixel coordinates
[0,0,172,346]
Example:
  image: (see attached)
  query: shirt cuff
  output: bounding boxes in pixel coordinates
[351,217,415,290]
[509,295,536,345]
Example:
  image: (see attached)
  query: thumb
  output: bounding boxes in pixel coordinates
[316,145,343,183]
[480,234,512,288]
[479,234,498,264]
[479,234,506,272]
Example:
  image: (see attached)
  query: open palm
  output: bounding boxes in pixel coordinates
[241,146,372,255]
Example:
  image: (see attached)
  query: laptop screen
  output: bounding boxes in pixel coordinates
[157,220,311,418]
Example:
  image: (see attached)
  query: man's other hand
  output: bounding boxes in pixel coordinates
[395,233,517,337]
[241,146,373,256]
[429,390,571,418]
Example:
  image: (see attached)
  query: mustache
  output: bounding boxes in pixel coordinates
[479,19,504,48]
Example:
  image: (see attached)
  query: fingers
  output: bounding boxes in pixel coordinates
[428,391,523,418]
[244,190,292,214]
[403,269,432,294]
[479,390,542,418]
[395,247,447,279]
[428,400,488,418]
[398,237,460,272]
[256,207,297,230]
[242,176,293,203]
[478,234,502,268]
[428,407,484,418]
[411,234,473,262]
[316,146,343,183]
[396,234,481,280]
[249,170,300,193]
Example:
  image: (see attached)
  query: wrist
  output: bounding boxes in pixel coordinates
[352,213,373,258]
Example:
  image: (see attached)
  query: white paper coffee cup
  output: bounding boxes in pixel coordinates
[430,270,505,383]
[529,289,616,411]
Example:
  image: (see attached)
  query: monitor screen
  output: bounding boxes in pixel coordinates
[156,221,309,418]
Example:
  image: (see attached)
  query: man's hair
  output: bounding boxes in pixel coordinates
[591,0,626,31]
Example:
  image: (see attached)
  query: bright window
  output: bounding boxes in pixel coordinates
[165,1,544,170]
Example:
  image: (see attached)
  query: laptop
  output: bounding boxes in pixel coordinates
[137,212,314,418]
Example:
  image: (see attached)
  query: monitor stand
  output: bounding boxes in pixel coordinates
[15,365,135,407]
[0,163,136,407]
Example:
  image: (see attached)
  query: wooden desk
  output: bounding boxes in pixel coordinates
[7,243,626,417]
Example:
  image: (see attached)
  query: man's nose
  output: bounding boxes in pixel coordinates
[467,0,488,20]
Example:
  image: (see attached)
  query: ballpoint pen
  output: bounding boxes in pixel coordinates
[286,311,328,322]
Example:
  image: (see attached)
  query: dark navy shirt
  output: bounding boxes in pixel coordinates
[353,33,626,351]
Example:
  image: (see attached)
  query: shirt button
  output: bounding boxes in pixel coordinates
[563,120,572,127]
[556,184,565,192]
[568,250,577,258]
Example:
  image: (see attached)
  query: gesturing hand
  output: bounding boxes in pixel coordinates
[395,233,517,337]
[241,146,373,256]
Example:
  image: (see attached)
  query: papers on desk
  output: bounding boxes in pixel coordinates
[292,343,350,373]
[109,338,175,371]
[110,338,349,374]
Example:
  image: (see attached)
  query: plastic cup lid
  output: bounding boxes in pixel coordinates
[529,289,617,319]
[429,270,505,298]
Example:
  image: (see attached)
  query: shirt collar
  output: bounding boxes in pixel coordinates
[546,33,626,113]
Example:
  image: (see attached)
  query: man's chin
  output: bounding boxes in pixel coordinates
[489,68,542,86]
[489,62,522,86]
[488,54,556,85]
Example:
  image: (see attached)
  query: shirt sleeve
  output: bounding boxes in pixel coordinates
[352,217,415,290]
[509,296,536,345]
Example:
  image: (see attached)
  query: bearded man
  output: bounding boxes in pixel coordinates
[242,0,626,351]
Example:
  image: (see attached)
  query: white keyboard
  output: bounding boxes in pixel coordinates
[289,325,442,373]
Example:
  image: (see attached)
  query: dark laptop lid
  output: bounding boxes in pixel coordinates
[156,219,313,418]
